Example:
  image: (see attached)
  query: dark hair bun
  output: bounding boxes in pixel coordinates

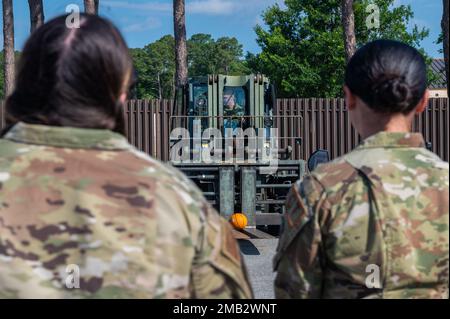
[345,40,427,114]
[372,77,412,113]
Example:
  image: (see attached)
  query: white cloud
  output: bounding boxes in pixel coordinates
[254,15,264,26]
[187,0,285,16]
[409,18,429,30]
[102,0,283,16]
[188,0,236,15]
[102,0,171,12]
[123,17,162,32]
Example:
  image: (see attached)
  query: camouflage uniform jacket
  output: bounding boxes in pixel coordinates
[274,132,449,299]
[0,122,253,299]
[224,104,245,130]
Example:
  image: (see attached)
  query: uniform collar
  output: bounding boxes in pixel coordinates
[3,122,131,150]
[357,131,426,150]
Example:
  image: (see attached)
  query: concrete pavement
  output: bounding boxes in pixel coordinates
[239,238,278,299]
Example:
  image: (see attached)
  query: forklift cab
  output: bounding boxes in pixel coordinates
[170,75,307,230]
[179,74,276,135]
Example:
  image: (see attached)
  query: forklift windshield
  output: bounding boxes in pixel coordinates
[223,86,247,131]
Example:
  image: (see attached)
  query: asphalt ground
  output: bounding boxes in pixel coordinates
[238,238,278,299]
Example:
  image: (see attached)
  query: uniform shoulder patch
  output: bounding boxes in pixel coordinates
[273,176,327,271]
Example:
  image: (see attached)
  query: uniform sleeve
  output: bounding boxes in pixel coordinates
[273,175,328,299]
[237,105,245,117]
[190,202,253,299]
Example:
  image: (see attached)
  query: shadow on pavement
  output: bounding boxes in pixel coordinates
[238,239,260,255]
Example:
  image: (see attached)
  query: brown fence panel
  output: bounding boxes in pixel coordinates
[411,98,449,161]
[122,99,172,161]
[276,98,352,160]
[275,98,448,162]
[0,98,447,162]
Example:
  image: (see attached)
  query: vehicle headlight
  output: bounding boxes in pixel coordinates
[264,141,271,155]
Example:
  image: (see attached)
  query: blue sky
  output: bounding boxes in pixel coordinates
[0,0,444,57]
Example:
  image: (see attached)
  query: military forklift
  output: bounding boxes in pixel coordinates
[169,74,327,234]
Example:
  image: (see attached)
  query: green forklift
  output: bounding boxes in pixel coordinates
[169,74,327,234]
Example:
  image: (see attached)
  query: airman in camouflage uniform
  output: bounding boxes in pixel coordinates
[0,122,253,298]
[274,132,449,298]
[223,88,245,131]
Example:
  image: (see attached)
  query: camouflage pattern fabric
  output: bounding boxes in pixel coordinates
[274,132,449,299]
[224,103,245,130]
[0,122,253,299]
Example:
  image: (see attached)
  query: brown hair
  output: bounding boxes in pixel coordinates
[4,14,134,135]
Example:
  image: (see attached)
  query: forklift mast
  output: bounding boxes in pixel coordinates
[170,74,305,230]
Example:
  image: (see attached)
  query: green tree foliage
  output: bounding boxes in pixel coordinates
[210,37,249,75]
[247,0,433,97]
[188,34,248,76]
[0,35,246,101]
[188,33,216,76]
[131,34,248,99]
[130,35,176,100]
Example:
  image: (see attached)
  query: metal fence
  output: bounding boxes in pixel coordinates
[276,98,449,161]
[1,98,448,161]
[124,99,172,162]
